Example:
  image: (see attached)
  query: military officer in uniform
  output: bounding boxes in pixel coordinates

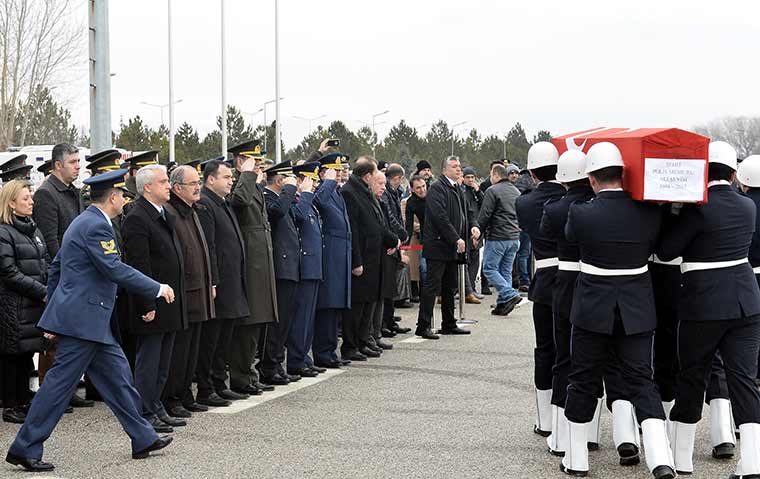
[561,142,674,479]
[659,141,760,478]
[5,169,175,472]
[122,150,159,199]
[515,141,566,438]
[0,154,33,183]
[313,153,353,368]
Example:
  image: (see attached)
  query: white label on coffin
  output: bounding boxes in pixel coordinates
[643,158,705,202]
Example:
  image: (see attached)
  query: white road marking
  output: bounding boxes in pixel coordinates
[209,369,346,414]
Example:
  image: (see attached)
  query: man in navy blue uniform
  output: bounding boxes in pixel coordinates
[287,161,327,377]
[515,141,566,438]
[561,142,674,479]
[659,141,760,478]
[312,153,352,368]
[5,169,175,472]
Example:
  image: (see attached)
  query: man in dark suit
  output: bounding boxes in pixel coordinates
[261,161,304,384]
[122,164,187,431]
[196,160,254,400]
[6,169,175,472]
[31,143,91,408]
[561,142,674,479]
[516,142,566,437]
[416,155,480,340]
[659,141,760,477]
[341,158,399,360]
[313,153,353,368]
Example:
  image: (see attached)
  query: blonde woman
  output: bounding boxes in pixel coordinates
[0,180,49,424]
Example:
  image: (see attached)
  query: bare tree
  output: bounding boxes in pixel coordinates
[694,116,760,159]
[0,0,82,149]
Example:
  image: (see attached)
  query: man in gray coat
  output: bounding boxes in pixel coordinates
[478,164,522,316]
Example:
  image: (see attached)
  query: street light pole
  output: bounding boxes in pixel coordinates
[140,99,183,128]
[167,0,176,164]
[221,0,228,156]
[262,97,284,154]
[274,0,282,163]
[371,109,390,156]
[293,114,326,135]
[450,120,467,156]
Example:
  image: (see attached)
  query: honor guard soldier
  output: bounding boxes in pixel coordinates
[515,141,566,437]
[659,141,760,478]
[561,142,675,479]
[312,153,353,368]
[5,169,176,472]
[738,154,760,384]
[287,161,327,377]
[0,154,33,183]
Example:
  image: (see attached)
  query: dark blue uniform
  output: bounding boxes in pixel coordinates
[312,179,351,365]
[287,187,325,371]
[9,206,162,460]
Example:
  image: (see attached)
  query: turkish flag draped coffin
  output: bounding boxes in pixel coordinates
[552,127,710,203]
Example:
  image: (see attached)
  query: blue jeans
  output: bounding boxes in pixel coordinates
[482,239,521,305]
[517,231,532,286]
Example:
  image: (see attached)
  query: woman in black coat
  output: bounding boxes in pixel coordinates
[0,180,49,424]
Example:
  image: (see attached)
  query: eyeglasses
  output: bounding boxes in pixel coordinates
[178,181,202,187]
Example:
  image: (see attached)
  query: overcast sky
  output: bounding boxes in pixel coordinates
[68,0,759,149]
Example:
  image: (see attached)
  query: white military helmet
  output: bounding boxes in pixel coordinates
[708,141,738,171]
[584,142,624,174]
[556,150,587,183]
[737,155,760,187]
[527,142,559,170]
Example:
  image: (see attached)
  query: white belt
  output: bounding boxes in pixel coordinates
[579,261,648,277]
[534,257,559,270]
[754,266,760,275]
[558,261,581,272]
[648,254,683,266]
[679,258,748,274]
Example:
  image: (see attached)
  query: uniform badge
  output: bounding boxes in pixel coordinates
[100,239,118,255]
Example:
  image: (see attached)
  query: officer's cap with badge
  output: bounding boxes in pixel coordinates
[83,168,130,197]
[37,159,54,176]
[293,161,320,180]
[0,153,32,183]
[319,153,350,170]
[185,158,203,175]
[228,140,264,159]
[264,161,294,178]
[122,150,159,171]
[86,149,123,175]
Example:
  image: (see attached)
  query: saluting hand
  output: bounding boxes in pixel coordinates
[142,310,156,322]
[324,168,337,181]
[298,177,314,193]
[160,284,176,304]
[240,158,256,173]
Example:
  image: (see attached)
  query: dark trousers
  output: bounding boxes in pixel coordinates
[417,258,458,333]
[163,322,202,408]
[134,331,175,419]
[287,280,319,370]
[228,322,267,389]
[196,318,236,397]
[369,300,384,344]
[565,321,664,424]
[261,279,298,376]
[343,301,375,355]
[314,308,342,363]
[533,302,555,391]
[551,306,572,407]
[671,317,760,425]
[1,353,32,408]
[9,335,157,459]
[382,297,395,330]
[467,246,480,294]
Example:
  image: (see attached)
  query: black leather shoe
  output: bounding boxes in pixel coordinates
[343,351,367,362]
[559,462,587,477]
[359,346,381,358]
[158,413,186,427]
[217,389,249,400]
[252,381,275,392]
[197,393,231,407]
[261,373,290,386]
[309,365,327,374]
[288,367,319,378]
[2,408,26,424]
[232,384,262,396]
[285,373,302,382]
[5,452,54,471]
[339,358,353,365]
[149,417,174,433]
[376,339,394,350]
[587,442,599,451]
[416,329,440,340]
[713,442,735,459]
[652,465,676,479]
[391,324,412,334]
[315,360,342,369]
[491,303,511,316]
[64,405,73,414]
[381,328,397,338]
[167,405,192,418]
[440,326,471,335]
[617,442,640,466]
[183,402,209,413]
[533,425,551,437]
[70,394,94,408]
[394,300,413,309]
[132,435,173,459]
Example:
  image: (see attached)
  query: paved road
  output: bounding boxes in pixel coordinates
[0,299,736,478]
